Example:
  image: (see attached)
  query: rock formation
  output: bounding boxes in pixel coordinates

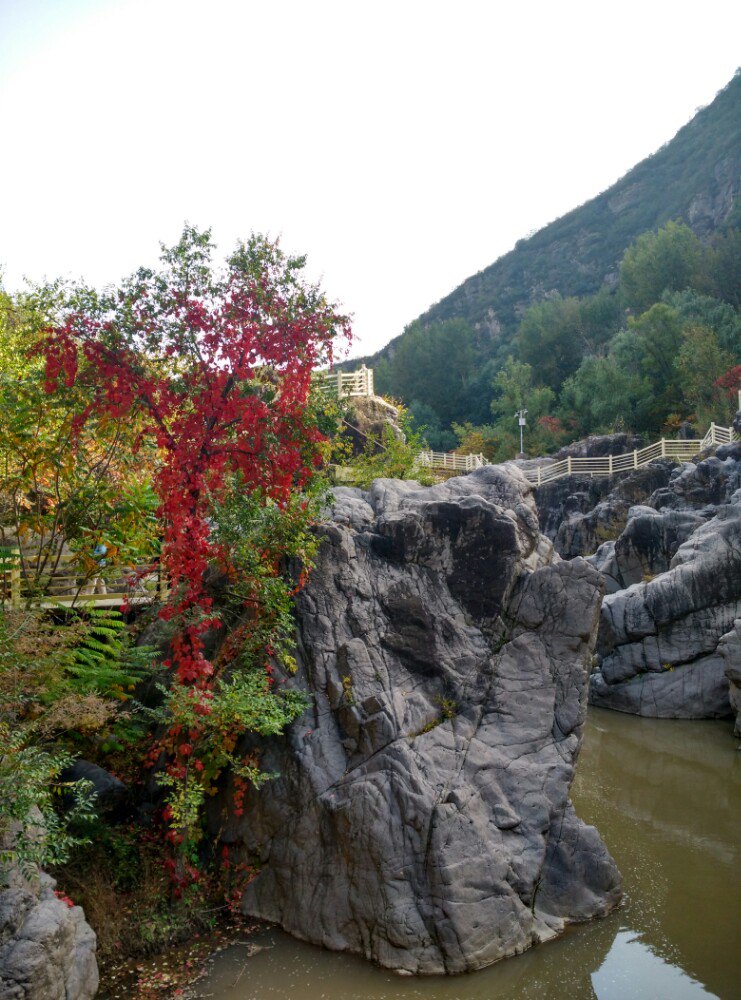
[589,501,740,718]
[534,437,741,723]
[535,460,675,559]
[0,817,98,1000]
[216,466,621,975]
[341,394,404,457]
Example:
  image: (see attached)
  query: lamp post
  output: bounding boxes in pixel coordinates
[515,409,527,458]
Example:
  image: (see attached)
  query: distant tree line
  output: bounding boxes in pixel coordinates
[374,221,740,460]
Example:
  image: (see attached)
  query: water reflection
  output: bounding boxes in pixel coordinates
[592,930,719,999]
[195,710,739,999]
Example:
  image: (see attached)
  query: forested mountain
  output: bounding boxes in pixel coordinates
[352,72,740,445]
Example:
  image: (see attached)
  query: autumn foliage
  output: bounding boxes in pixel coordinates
[40,227,350,865]
[42,228,349,682]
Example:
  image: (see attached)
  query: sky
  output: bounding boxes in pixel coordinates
[0,0,739,359]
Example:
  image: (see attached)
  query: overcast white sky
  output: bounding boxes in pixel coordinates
[0,0,739,358]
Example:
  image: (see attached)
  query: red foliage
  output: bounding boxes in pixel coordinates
[41,231,350,688]
[714,365,741,397]
[537,415,563,434]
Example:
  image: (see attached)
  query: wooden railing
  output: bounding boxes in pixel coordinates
[414,421,737,485]
[417,450,486,472]
[1,548,168,610]
[699,422,734,449]
[312,365,374,398]
[525,423,737,485]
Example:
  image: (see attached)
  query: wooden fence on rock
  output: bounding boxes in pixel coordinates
[416,422,738,485]
[312,365,374,398]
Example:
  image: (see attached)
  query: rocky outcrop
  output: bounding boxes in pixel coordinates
[0,844,98,1000]
[342,394,404,457]
[531,434,741,722]
[717,619,741,736]
[587,506,708,594]
[535,461,675,558]
[60,761,128,819]
[581,444,741,720]
[649,448,741,511]
[554,433,645,460]
[216,467,621,975]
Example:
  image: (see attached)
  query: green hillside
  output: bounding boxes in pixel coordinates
[354,71,740,442]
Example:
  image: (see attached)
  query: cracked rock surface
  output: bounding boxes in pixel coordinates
[533,436,741,723]
[532,438,741,723]
[216,466,621,974]
[589,499,741,719]
[0,855,98,1000]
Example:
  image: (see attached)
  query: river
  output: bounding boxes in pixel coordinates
[195,709,740,999]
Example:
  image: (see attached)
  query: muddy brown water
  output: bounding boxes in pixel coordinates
[195,709,740,999]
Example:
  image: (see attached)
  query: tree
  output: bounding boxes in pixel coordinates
[1,285,159,594]
[708,228,741,309]
[559,355,649,434]
[42,227,348,677]
[614,304,684,427]
[377,318,475,427]
[663,288,741,354]
[41,226,350,860]
[490,357,554,423]
[451,422,499,461]
[676,325,735,426]
[516,290,624,394]
[619,221,707,314]
[407,400,457,452]
[489,357,555,458]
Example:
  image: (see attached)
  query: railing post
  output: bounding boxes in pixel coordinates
[367,367,374,396]
[633,449,638,469]
[710,422,716,445]
[10,547,21,609]
[567,456,572,475]
[537,466,541,486]
[608,454,613,475]
[337,372,343,398]
[661,439,666,457]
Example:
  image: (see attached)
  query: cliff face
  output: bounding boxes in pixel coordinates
[535,438,741,723]
[216,467,621,975]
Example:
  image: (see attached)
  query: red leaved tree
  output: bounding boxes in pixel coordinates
[42,227,350,686]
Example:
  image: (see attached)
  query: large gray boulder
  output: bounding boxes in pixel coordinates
[0,853,98,1000]
[589,502,741,718]
[535,462,675,558]
[648,451,741,510]
[215,467,621,975]
[587,505,708,594]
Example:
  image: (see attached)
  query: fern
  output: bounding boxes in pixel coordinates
[64,608,157,697]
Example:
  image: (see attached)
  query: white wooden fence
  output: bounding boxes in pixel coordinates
[417,421,737,484]
[312,365,374,398]
[417,450,486,472]
[524,423,736,485]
